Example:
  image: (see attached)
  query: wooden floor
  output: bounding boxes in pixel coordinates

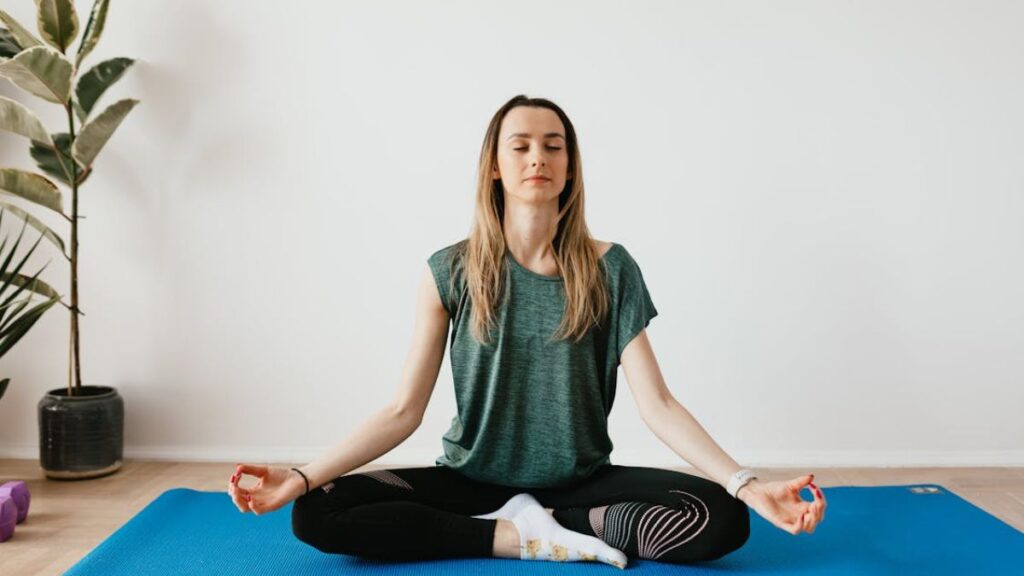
[1,459,1022,575]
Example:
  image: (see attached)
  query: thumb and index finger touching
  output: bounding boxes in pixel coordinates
[790,473,814,490]
[235,463,268,479]
[788,473,828,518]
[228,463,270,512]
[786,474,826,510]
[789,474,823,499]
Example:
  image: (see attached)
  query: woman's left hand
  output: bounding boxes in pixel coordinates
[737,474,826,535]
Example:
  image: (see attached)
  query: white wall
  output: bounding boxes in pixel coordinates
[1,0,1021,470]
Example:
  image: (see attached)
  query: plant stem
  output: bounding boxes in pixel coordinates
[66,103,81,396]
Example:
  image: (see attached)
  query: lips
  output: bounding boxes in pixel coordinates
[526,176,550,182]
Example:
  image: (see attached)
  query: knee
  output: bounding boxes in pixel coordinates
[702,497,751,561]
[291,492,371,557]
[291,493,328,551]
[656,495,750,564]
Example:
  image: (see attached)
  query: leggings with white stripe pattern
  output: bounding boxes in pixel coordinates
[291,463,750,564]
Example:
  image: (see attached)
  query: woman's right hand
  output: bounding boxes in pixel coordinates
[228,464,307,515]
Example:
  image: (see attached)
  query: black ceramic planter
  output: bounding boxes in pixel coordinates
[38,385,124,480]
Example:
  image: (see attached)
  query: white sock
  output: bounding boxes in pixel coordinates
[472,492,536,521]
[481,493,628,569]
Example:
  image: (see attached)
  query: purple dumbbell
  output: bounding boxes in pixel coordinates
[0,495,14,542]
[0,481,29,524]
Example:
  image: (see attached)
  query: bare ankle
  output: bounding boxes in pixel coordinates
[492,519,521,558]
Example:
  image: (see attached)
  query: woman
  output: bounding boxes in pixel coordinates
[228,95,826,568]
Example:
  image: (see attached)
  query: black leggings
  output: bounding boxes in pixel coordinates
[291,464,750,565]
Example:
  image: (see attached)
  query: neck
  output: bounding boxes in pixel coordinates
[503,198,560,264]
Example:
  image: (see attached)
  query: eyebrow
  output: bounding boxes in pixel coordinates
[506,132,565,141]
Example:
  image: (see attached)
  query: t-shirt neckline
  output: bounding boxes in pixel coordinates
[505,243,619,282]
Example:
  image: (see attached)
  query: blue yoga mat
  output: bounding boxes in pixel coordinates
[64,484,1023,575]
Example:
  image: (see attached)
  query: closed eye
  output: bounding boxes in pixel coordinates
[513,146,562,151]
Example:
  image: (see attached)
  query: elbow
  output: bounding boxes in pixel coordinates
[640,395,679,427]
[389,403,423,430]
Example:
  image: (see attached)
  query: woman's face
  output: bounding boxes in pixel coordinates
[493,106,571,206]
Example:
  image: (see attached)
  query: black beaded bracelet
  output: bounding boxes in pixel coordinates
[291,467,310,495]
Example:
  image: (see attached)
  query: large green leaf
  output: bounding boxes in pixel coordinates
[0,200,67,258]
[1,294,38,329]
[72,98,138,169]
[0,296,59,357]
[30,132,84,186]
[75,57,134,121]
[34,0,79,53]
[1,271,59,300]
[0,28,22,58]
[0,299,30,313]
[0,95,53,145]
[0,45,73,103]
[75,0,108,69]
[0,10,43,51]
[0,169,64,213]
[0,297,38,335]
[0,215,58,334]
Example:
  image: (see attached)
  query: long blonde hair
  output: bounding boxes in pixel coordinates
[443,95,610,346]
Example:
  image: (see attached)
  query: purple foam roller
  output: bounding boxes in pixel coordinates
[0,495,14,542]
[0,481,29,524]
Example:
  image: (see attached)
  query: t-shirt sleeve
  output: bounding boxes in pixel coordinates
[615,249,658,361]
[427,247,456,317]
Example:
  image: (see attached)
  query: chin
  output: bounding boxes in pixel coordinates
[510,189,561,204]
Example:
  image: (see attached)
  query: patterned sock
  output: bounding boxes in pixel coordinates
[565,497,711,561]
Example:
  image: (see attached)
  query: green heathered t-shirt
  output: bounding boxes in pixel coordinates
[427,239,658,488]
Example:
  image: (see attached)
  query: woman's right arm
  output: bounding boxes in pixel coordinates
[293,262,451,491]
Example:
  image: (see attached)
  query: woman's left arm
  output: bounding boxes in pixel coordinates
[620,329,827,535]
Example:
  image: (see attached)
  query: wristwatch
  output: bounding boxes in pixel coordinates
[726,468,758,499]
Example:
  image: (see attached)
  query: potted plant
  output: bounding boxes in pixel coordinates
[0,0,138,479]
[0,208,63,402]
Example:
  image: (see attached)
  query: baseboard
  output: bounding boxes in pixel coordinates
[1,444,1023,467]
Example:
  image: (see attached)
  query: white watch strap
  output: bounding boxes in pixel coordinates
[726,468,758,499]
